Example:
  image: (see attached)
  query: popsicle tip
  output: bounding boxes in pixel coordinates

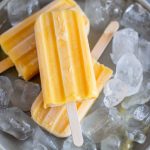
[74,137,84,147]
[105,21,120,34]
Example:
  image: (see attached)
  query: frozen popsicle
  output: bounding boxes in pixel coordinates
[0,0,89,80]
[31,64,113,137]
[32,21,119,138]
[34,10,97,146]
[35,10,97,107]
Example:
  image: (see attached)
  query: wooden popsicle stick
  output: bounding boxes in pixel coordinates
[66,102,83,147]
[91,21,119,60]
[136,0,150,12]
[0,57,14,73]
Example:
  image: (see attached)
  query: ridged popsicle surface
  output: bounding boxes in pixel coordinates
[35,10,97,107]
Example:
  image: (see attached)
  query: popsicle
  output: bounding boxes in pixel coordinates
[32,20,119,139]
[31,20,119,137]
[31,64,113,137]
[0,0,89,80]
[35,10,97,107]
[34,10,98,146]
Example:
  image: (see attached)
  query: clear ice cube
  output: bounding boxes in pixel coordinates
[126,118,145,131]
[135,38,150,73]
[0,130,25,150]
[32,127,58,150]
[0,0,11,33]
[7,0,39,26]
[84,0,109,29]
[84,0,125,30]
[146,145,150,150]
[0,126,58,150]
[81,107,121,142]
[101,135,121,150]
[125,116,147,143]
[111,28,139,64]
[0,107,35,140]
[0,76,13,108]
[121,76,150,109]
[105,0,125,19]
[11,79,40,111]
[128,105,150,121]
[121,3,150,41]
[109,107,124,123]
[62,134,97,150]
[115,53,143,96]
[103,78,128,108]
[126,130,146,144]
[145,115,150,126]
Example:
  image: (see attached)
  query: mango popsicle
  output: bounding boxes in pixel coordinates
[31,64,113,137]
[0,0,89,80]
[34,10,97,146]
[32,20,119,139]
[35,10,97,107]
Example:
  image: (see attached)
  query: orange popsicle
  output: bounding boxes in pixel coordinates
[35,10,97,107]
[34,10,97,146]
[32,21,119,138]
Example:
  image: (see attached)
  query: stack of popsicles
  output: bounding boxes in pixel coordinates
[0,0,119,146]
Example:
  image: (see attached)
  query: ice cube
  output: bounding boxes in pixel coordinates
[136,0,150,12]
[121,73,150,109]
[105,0,128,21]
[32,127,58,150]
[0,0,11,33]
[0,76,13,108]
[11,79,40,111]
[81,107,121,142]
[0,127,58,150]
[109,107,124,123]
[84,0,109,29]
[121,80,150,109]
[85,0,126,30]
[101,135,121,150]
[115,53,143,96]
[121,3,150,41]
[147,82,150,90]
[0,130,24,150]
[126,118,145,131]
[125,117,147,143]
[62,134,97,150]
[126,130,146,144]
[0,107,36,140]
[7,0,39,26]
[135,38,150,73]
[103,78,128,108]
[146,145,150,150]
[145,116,150,126]
[111,28,139,64]
[128,105,150,121]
